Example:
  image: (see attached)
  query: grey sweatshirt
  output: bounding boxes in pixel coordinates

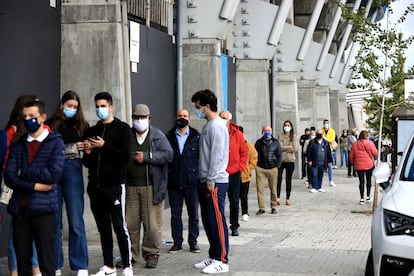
[198,117,229,185]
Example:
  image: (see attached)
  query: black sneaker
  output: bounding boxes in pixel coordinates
[145,254,159,268]
[231,228,239,236]
[256,209,265,215]
[271,208,277,214]
[168,244,182,253]
[190,244,201,253]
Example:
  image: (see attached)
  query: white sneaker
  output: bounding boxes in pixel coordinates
[366,197,372,202]
[55,269,62,276]
[329,181,336,187]
[91,266,116,276]
[317,188,326,193]
[309,188,318,193]
[202,260,229,274]
[359,199,365,205]
[195,257,214,269]
[242,214,249,221]
[77,269,89,276]
[122,267,133,276]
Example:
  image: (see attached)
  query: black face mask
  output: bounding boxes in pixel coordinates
[316,134,323,139]
[176,118,189,128]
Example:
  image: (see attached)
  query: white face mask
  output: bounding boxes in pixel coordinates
[283,126,291,133]
[133,119,149,133]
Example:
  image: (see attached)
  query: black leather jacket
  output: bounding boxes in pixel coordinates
[254,136,282,169]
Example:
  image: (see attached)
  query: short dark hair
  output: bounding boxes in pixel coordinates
[310,126,315,131]
[94,92,113,105]
[191,89,218,112]
[24,100,46,114]
[305,128,310,132]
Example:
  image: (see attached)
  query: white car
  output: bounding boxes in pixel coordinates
[366,138,414,276]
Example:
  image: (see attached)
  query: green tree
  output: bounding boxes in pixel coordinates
[340,1,414,137]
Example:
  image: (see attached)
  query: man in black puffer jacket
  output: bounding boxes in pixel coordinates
[254,125,282,215]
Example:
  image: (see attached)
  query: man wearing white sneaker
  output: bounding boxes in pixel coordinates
[321,119,336,188]
[191,89,230,274]
[306,129,332,193]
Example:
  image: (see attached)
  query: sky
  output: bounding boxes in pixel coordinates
[389,1,414,95]
[388,0,414,69]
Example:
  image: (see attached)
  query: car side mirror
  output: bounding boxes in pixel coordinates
[373,161,391,185]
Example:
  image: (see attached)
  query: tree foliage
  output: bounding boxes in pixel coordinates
[340,1,414,137]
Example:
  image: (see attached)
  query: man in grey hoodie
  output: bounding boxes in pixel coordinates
[191,89,230,274]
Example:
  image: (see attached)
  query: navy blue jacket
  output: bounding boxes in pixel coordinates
[306,138,333,169]
[166,126,200,190]
[4,132,65,217]
[0,130,7,182]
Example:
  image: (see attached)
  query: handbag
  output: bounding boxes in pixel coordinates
[0,179,13,205]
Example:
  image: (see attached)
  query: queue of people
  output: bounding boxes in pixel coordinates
[0,89,378,275]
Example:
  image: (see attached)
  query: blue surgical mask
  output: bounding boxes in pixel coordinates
[96,107,109,120]
[63,107,77,118]
[323,123,329,129]
[263,131,271,139]
[24,117,41,133]
[195,108,206,119]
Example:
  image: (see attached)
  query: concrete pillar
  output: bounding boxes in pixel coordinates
[274,72,299,178]
[235,59,271,144]
[61,0,128,241]
[61,0,128,123]
[181,38,223,130]
[298,79,317,130]
[315,85,330,126]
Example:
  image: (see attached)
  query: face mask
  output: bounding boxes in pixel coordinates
[96,107,109,120]
[24,117,41,133]
[195,108,206,119]
[176,118,189,128]
[310,135,316,139]
[263,131,271,139]
[316,133,323,139]
[323,123,329,129]
[63,107,77,118]
[283,126,291,133]
[133,119,149,133]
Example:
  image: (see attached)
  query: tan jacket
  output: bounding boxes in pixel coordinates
[278,133,297,163]
[241,141,258,183]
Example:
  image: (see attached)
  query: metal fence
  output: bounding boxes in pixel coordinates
[127,0,174,31]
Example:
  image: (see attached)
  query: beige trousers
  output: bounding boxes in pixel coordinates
[255,166,279,210]
[126,185,164,261]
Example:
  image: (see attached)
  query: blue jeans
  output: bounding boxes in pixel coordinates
[340,149,348,167]
[311,165,325,190]
[327,164,333,181]
[55,159,88,270]
[8,219,39,270]
[332,151,337,166]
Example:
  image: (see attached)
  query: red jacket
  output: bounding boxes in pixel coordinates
[226,122,248,175]
[350,139,378,170]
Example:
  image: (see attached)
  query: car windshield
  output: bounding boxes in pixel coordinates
[401,137,414,181]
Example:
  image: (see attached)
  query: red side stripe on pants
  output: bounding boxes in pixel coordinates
[211,187,227,263]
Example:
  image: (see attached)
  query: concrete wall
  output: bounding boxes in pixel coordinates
[235,59,271,144]
[61,1,128,123]
[182,38,224,131]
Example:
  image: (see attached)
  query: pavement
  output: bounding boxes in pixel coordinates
[1,166,375,276]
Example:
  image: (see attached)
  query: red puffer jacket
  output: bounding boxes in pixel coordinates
[349,139,378,171]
